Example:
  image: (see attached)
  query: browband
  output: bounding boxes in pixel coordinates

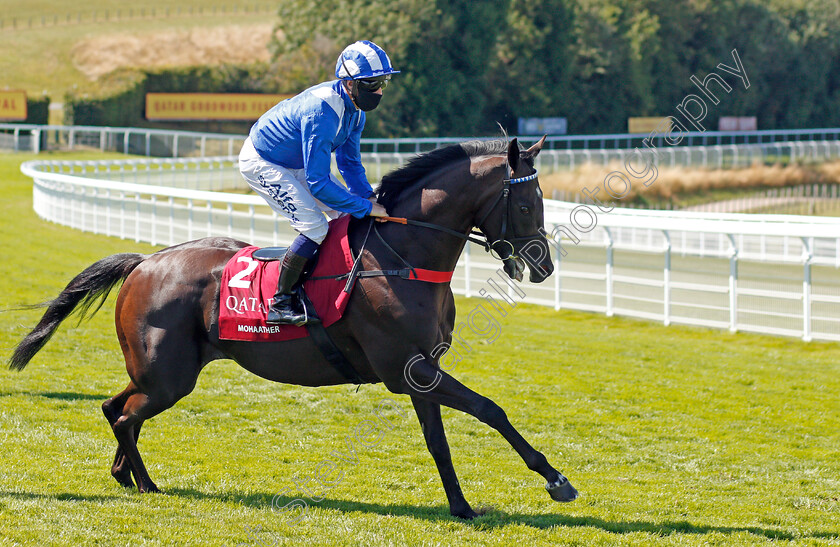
[508,171,538,184]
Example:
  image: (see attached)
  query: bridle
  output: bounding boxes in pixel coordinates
[324,156,540,294]
[306,155,541,386]
[474,162,540,261]
[380,157,540,263]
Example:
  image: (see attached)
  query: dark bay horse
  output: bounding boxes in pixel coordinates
[10,137,577,519]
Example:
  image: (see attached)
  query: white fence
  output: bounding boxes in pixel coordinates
[5,124,840,172]
[553,183,840,215]
[681,184,840,215]
[531,140,840,172]
[540,202,840,342]
[1,124,243,158]
[21,157,840,342]
[356,127,840,153]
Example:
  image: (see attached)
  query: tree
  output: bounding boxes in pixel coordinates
[268,0,840,136]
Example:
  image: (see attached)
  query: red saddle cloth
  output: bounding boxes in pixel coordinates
[218,215,354,342]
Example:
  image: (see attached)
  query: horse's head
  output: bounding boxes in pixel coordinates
[476,136,554,284]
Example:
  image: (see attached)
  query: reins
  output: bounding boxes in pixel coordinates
[312,159,539,288]
[378,165,540,262]
[379,216,490,249]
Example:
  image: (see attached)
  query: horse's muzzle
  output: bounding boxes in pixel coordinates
[528,258,553,283]
[501,254,553,283]
[515,238,554,283]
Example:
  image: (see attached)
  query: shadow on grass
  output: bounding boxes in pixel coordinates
[0,491,125,504]
[38,391,109,401]
[165,488,837,542]
[0,390,109,400]
[0,391,114,401]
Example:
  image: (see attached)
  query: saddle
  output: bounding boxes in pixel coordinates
[253,246,320,304]
[218,216,364,382]
[252,247,289,261]
[218,216,354,342]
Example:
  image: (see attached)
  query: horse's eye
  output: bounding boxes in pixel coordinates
[520,206,531,215]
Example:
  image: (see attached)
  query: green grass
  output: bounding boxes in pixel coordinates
[0,1,276,98]
[1,151,840,546]
[1,0,272,24]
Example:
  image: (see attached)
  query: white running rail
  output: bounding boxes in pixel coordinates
[20,156,840,342]
[5,124,840,174]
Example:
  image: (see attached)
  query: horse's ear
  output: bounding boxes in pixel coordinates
[524,135,547,159]
[507,137,520,173]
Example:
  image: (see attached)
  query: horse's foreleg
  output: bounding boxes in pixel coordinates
[410,396,478,519]
[402,359,578,503]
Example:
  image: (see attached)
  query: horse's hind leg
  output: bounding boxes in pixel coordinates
[109,340,203,492]
[102,384,142,488]
[110,392,164,493]
[111,378,198,493]
[110,422,143,487]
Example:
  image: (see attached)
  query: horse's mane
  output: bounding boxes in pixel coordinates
[376,138,530,210]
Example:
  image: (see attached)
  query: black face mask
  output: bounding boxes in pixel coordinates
[352,86,382,112]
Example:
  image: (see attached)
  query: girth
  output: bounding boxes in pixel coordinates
[271,220,455,387]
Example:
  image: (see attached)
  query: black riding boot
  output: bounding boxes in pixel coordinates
[266,250,310,326]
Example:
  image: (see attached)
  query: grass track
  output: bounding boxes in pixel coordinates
[1,152,839,546]
[1,1,276,97]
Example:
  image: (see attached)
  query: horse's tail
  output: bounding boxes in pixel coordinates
[9,253,147,371]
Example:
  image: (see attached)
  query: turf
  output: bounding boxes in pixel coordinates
[1,152,839,546]
[0,1,276,98]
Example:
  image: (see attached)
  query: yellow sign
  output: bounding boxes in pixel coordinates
[628,117,672,134]
[0,90,27,121]
[145,93,294,121]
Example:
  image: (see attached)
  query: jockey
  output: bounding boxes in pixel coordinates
[239,40,397,326]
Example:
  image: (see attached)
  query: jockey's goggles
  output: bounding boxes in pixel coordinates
[356,76,390,92]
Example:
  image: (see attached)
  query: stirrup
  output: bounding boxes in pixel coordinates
[266,294,308,326]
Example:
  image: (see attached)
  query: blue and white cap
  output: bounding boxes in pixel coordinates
[335,40,400,80]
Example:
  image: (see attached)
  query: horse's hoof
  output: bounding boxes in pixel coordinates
[138,482,161,494]
[115,476,135,489]
[546,474,578,502]
[451,506,479,520]
[111,468,135,488]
